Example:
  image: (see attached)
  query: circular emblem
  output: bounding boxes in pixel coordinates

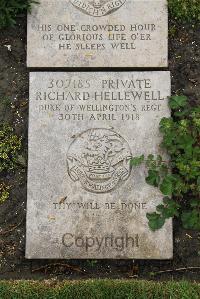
[67,128,132,193]
[70,0,126,17]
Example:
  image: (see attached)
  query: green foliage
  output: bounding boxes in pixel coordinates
[0,181,10,204]
[169,95,188,109]
[86,260,98,268]
[146,213,165,231]
[131,95,200,231]
[168,0,200,22]
[160,97,200,199]
[0,124,22,172]
[147,198,180,231]
[0,0,38,28]
[0,280,199,299]
[182,199,200,230]
[130,155,144,167]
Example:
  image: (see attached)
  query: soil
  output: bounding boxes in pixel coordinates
[0,16,200,281]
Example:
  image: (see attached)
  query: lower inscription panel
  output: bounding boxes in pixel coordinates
[26,72,173,259]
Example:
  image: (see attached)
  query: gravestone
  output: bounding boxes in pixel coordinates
[27,0,168,68]
[26,71,173,259]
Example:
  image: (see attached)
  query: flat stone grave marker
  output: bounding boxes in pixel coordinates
[26,71,172,259]
[27,0,168,68]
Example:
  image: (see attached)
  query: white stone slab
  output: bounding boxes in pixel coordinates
[27,0,168,68]
[26,71,172,259]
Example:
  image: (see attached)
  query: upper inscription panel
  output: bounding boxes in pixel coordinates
[27,0,168,68]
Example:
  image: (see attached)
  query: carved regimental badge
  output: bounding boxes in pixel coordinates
[67,128,132,193]
[70,0,126,17]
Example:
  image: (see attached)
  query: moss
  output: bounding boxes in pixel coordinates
[0,181,10,204]
[168,0,200,23]
[169,25,177,38]
[0,124,22,172]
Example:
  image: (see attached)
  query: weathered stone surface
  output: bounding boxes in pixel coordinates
[26,71,172,259]
[27,0,168,68]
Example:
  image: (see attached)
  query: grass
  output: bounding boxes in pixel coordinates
[0,280,199,299]
[168,0,200,22]
[0,123,22,173]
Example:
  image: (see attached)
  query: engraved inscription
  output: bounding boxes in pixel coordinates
[26,72,172,260]
[27,0,168,67]
[70,0,127,17]
[62,232,139,252]
[67,128,132,193]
